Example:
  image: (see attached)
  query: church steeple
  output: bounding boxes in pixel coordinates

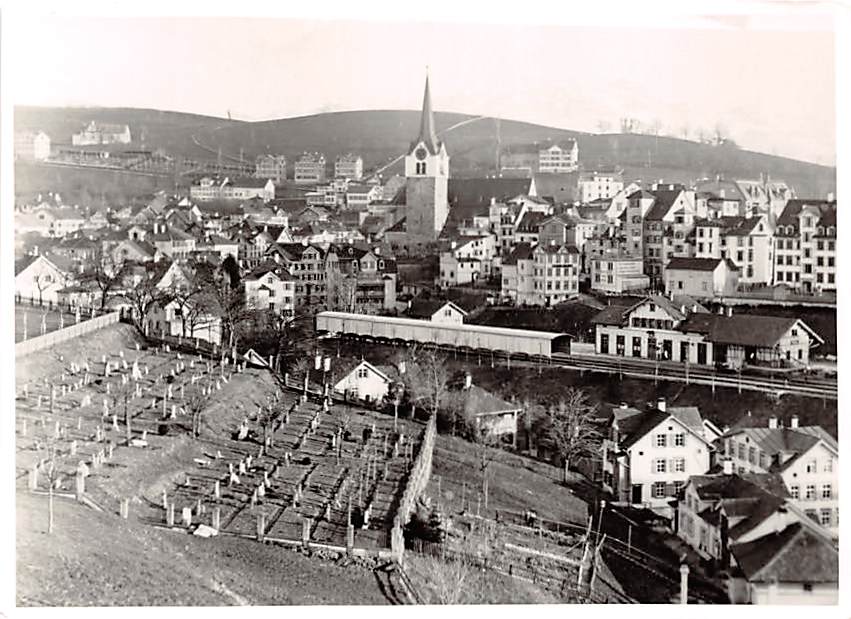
[417,73,440,154]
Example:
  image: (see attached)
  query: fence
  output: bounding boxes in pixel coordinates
[391,414,437,562]
[15,311,121,357]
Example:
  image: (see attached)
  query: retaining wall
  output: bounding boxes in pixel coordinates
[15,312,121,358]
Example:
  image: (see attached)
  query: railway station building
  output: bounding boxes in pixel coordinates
[591,295,823,369]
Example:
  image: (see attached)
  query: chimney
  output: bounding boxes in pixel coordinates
[717,306,725,315]
[768,416,778,429]
[657,398,666,413]
[490,197,496,206]
[723,459,733,475]
[790,415,799,429]
[374,247,380,256]
[464,373,472,390]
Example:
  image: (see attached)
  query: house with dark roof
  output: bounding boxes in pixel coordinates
[676,468,798,563]
[643,188,697,288]
[404,297,467,325]
[591,294,823,369]
[453,373,521,445]
[601,398,713,517]
[719,416,838,536]
[333,359,402,404]
[773,199,836,294]
[14,253,76,304]
[500,242,536,303]
[728,522,838,604]
[243,262,295,318]
[664,256,739,298]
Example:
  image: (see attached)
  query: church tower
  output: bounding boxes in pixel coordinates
[405,74,450,240]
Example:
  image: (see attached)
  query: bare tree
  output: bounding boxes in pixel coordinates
[326,269,358,313]
[596,120,611,134]
[80,246,128,310]
[123,268,171,329]
[36,436,61,534]
[33,271,53,306]
[402,349,449,421]
[185,378,214,438]
[417,555,472,604]
[538,388,601,482]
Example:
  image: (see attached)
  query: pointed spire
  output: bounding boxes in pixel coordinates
[417,72,440,154]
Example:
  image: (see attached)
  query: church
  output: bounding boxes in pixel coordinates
[402,74,450,243]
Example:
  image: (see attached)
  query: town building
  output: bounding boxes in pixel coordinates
[148,222,197,259]
[663,257,739,298]
[537,141,579,173]
[294,152,327,185]
[334,153,364,180]
[601,399,714,516]
[265,242,329,309]
[500,242,536,304]
[642,188,697,288]
[693,215,774,285]
[14,130,51,161]
[326,244,397,313]
[145,297,222,346]
[404,75,450,241]
[621,189,656,257]
[254,154,287,183]
[578,169,623,203]
[719,418,838,536]
[773,200,836,294]
[438,233,496,286]
[345,184,382,209]
[531,242,580,306]
[590,252,649,294]
[72,121,132,146]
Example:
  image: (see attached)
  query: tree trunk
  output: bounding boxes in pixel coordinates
[563,458,570,483]
[125,398,131,443]
[48,485,54,534]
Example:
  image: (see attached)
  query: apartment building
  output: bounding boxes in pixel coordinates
[693,215,774,285]
[255,154,288,183]
[334,153,364,180]
[243,262,296,318]
[531,242,580,306]
[773,200,836,293]
[590,252,649,294]
[578,169,624,203]
[537,141,579,173]
[14,130,51,161]
[294,152,327,185]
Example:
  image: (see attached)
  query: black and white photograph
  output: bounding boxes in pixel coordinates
[2,1,847,608]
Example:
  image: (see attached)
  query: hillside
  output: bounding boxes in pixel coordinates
[15,106,836,198]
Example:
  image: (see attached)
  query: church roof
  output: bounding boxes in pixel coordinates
[412,75,442,155]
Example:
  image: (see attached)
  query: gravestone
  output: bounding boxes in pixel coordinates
[181,507,192,527]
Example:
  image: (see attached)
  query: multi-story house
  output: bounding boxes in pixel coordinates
[294,152,327,185]
[438,233,497,286]
[590,252,649,294]
[254,154,287,183]
[334,153,363,180]
[578,169,624,203]
[692,215,774,285]
[531,242,580,306]
[514,211,546,245]
[149,221,197,259]
[642,188,697,288]
[773,200,836,294]
[500,242,535,304]
[243,262,296,318]
[14,130,51,161]
[719,417,838,536]
[345,184,382,209]
[15,253,75,304]
[602,399,714,517]
[622,189,655,258]
[537,141,579,173]
[327,244,397,312]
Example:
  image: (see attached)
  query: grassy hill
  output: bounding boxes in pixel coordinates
[15,106,836,198]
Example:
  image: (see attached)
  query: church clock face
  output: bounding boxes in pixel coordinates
[415,147,427,161]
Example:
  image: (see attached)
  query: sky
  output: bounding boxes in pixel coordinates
[7,6,838,166]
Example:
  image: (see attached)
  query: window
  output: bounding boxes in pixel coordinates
[655,434,667,448]
[654,459,667,473]
[822,484,832,499]
[674,433,685,447]
[748,446,756,464]
[737,443,746,460]
[674,458,686,473]
[653,482,667,498]
[790,485,800,499]
[806,460,817,473]
[820,509,832,527]
[806,484,816,500]
[825,459,834,473]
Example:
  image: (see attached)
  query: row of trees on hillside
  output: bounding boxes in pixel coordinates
[598,117,738,147]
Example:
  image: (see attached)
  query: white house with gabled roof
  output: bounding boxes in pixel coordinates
[602,398,713,517]
[333,360,401,403]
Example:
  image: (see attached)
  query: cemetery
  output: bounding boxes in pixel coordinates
[15,321,429,566]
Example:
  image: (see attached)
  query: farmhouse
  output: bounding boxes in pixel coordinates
[15,254,75,304]
[404,298,468,325]
[663,256,739,298]
[455,374,520,445]
[333,360,401,403]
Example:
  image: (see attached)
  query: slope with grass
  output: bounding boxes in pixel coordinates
[16,106,836,197]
